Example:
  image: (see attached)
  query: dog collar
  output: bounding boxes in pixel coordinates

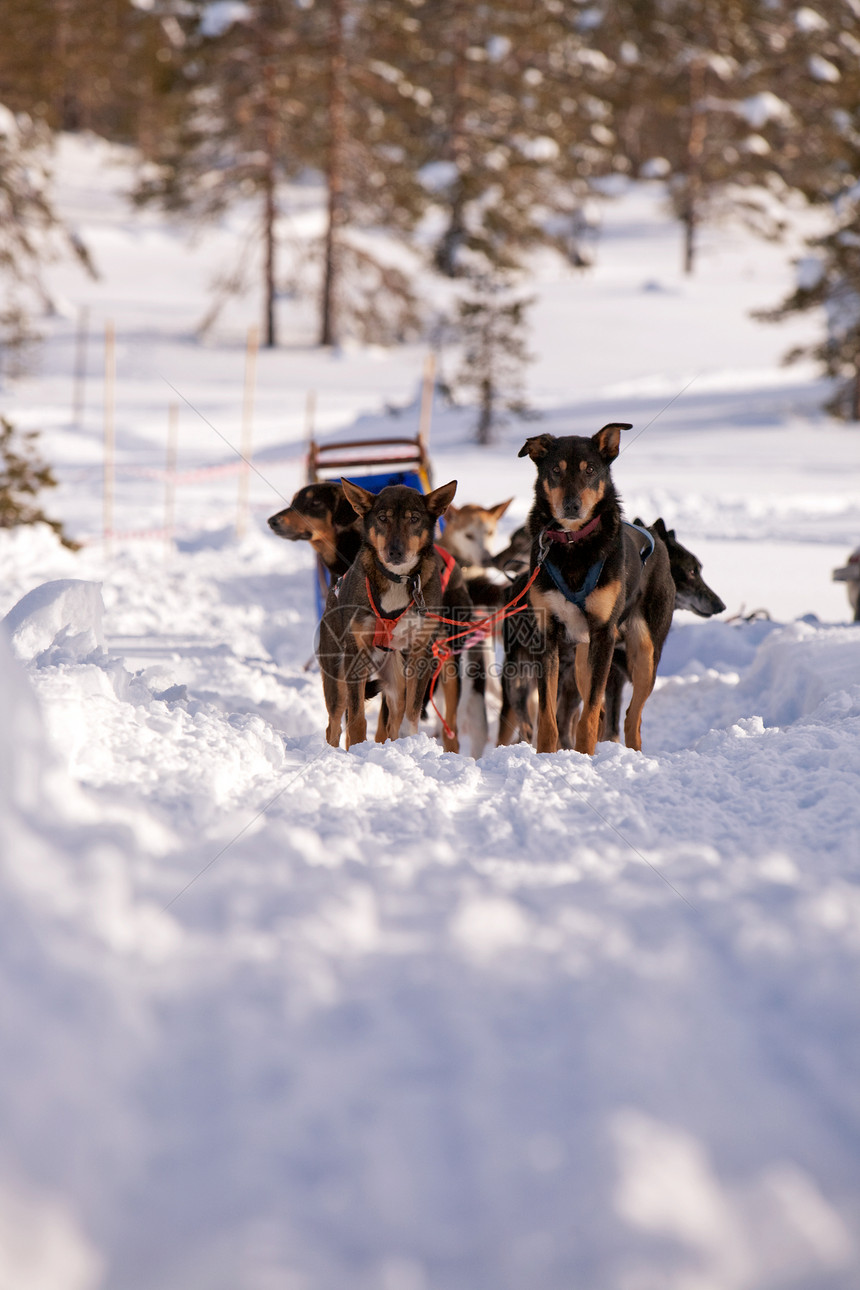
[372,551,420,584]
[542,513,602,546]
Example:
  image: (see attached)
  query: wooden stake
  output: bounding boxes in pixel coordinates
[418,350,436,454]
[305,389,317,443]
[236,324,259,539]
[73,305,89,429]
[164,401,179,559]
[103,320,115,553]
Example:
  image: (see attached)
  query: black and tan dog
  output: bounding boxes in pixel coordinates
[589,516,725,744]
[501,515,725,748]
[504,425,674,755]
[317,478,458,749]
[268,481,361,579]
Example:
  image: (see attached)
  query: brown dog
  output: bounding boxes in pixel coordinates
[317,479,458,749]
[268,481,360,578]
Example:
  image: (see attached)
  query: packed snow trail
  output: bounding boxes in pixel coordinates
[3,551,860,1290]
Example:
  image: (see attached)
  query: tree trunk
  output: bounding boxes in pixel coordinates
[477,376,493,445]
[260,17,278,348]
[320,0,346,347]
[435,2,469,278]
[683,58,707,276]
[263,168,276,348]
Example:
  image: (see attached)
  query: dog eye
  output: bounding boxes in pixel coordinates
[377,511,390,523]
[584,465,595,477]
[551,464,561,477]
[410,513,422,524]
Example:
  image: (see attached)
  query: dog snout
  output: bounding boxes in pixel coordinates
[267,513,282,532]
[387,541,405,564]
[562,496,581,519]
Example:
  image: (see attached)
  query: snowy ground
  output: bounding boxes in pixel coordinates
[1,134,860,1290]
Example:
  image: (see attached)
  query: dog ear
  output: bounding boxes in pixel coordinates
[593,422,632,462]
[490,497,514,521]
[652,517,668,540]
[445,503,459,519]
[518,434,555,461]
[425,480,458,517]
[340,478,376,517]
[332,487,359,526]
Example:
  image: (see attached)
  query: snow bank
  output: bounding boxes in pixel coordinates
[3,579,105,665]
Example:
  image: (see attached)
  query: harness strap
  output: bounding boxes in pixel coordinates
[434,543,457,596]
[623,520,654,564]
[364,576,413,650]
[542,552,606,609]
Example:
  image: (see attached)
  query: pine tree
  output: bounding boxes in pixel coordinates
[134,0,303,348]
[753,0,860,419]
[0,104,94,373]
[300,0,430,346]
[0,0,182,145]
[450,273,534,445]
[593,0,788,272]
[0,416,79,548]
[410,0,617,279]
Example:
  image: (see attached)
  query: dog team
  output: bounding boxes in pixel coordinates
[269,421,730,756]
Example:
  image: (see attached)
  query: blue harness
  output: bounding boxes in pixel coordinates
[542,520,654,609]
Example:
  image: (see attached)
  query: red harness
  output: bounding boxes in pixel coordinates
[364,545,457,650]
[364,576,413,649]
[434,543,456,595]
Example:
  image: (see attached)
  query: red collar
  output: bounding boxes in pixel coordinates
[365,576,413,650]
[542,514,602,545]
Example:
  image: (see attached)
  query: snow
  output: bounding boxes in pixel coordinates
[1,132,860,1290]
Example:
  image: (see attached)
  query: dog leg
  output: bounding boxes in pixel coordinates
[461,644,487,757]
[556,657,580,750]
[623,618,656,752]
[440,657,460,753]
[345,674,368,747]
[602,661,626,743]
[324,677,347,747]
[536,644,560,754]
[383,650,409,739]
[573,633,614,755]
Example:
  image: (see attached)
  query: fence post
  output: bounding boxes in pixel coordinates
[103,320,115,553]
[73,305,89,429]
[418,350,436,454]
[236,324,259,539]
[165,401,179,559]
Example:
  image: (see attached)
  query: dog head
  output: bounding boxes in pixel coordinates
[518,424,630,530]
[650,517,726,617]
[441,498,513,567]
[341,478,457,576]
[268,482,358,557]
